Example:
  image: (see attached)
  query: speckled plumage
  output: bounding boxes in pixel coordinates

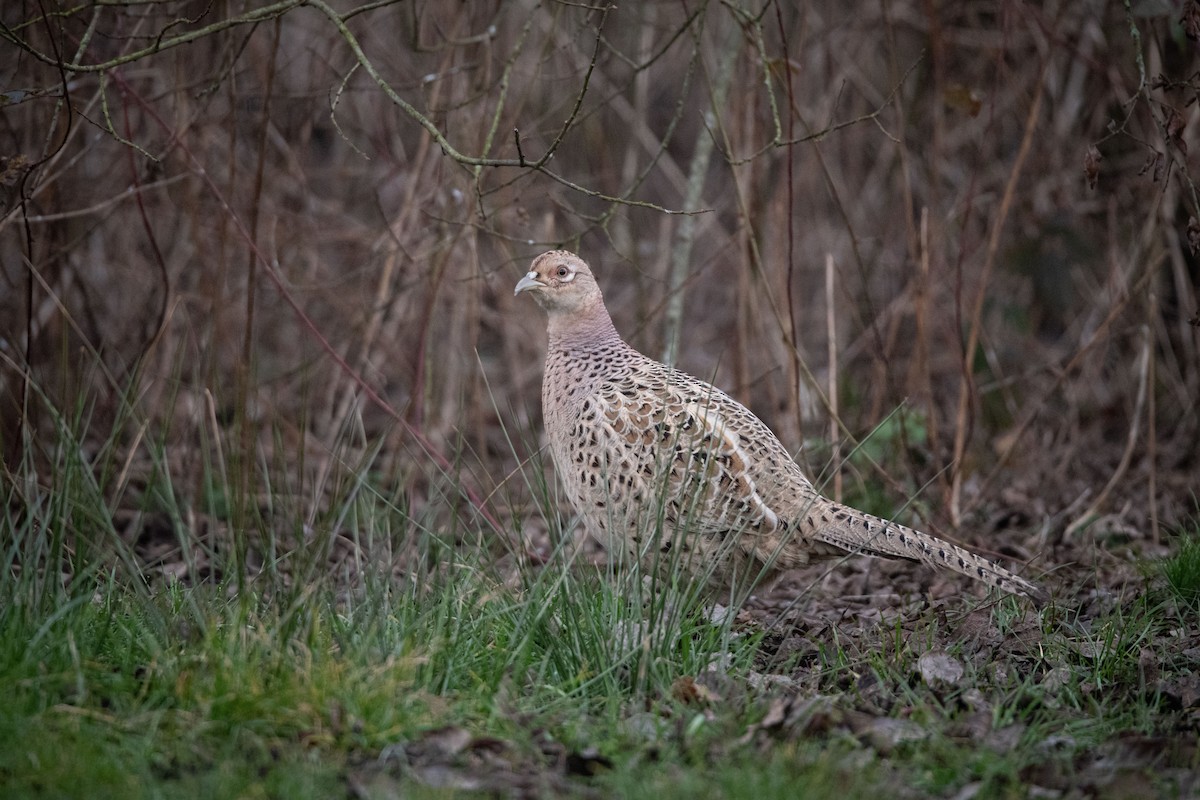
[515,250,1048,606]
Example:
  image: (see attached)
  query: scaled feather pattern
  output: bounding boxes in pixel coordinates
[515,250,1048,606]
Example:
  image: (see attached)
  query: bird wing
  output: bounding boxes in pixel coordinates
[589,371,783,540]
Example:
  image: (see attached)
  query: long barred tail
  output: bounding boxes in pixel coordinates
[811,501,1049,607]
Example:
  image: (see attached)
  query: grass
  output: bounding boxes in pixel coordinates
[2,380,1198,800]
[1163,528,1200,608]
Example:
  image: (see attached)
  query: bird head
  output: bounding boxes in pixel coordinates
[514,250,603,315]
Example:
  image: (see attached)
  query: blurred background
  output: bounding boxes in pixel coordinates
[2,1,1197,589]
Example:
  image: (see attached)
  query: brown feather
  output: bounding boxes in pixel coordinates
[516,250,1048,607]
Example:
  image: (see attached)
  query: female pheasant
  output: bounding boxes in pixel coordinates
[515,250,1048,607]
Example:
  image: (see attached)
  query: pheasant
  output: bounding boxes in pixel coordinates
[515,250,1048,607]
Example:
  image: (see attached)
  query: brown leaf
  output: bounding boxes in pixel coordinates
[1139,150,1166,182]
[944,83,983,117]
[1041,665,1072,694]
[1182,0,1200,42]
[1158,672,1200,709]
[765,57,804,81]
[852,715,929,754]
[985,724,1027,754]
[671,675,721,705]
[414,726,474,760]
[918,651,965,688]
[739,694,843,743]
[1138,647,1160,686]
[1084,146,1102,190]
[757,695,791,730]
[1164,105,1188,154]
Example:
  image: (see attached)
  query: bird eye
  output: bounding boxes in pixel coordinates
[555,266,570,278]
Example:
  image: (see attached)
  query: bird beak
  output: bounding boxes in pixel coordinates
[514,271,545,296]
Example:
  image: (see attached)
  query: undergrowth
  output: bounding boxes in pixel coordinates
[2,370,1197,799]
[1162,526,1200,609]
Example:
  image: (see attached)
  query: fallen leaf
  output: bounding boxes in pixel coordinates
[852,715,929,754]
[1158,672,1200,709]
[1041,665,1072,693]
[918,651,965,688]
[672,675,721,705]
[757,695,791,730]
[416,726,473,759]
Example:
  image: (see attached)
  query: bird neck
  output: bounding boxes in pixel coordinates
[546,298,623,352]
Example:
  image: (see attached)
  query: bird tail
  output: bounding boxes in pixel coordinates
[811,504,1049,607]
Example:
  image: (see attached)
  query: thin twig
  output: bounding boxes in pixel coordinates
[112,72,505,532]
[826,254,841,503]
[949,67,1045,525]
[661,13,742,365]
[3,0,306,71]
[1063,325,1152,538]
